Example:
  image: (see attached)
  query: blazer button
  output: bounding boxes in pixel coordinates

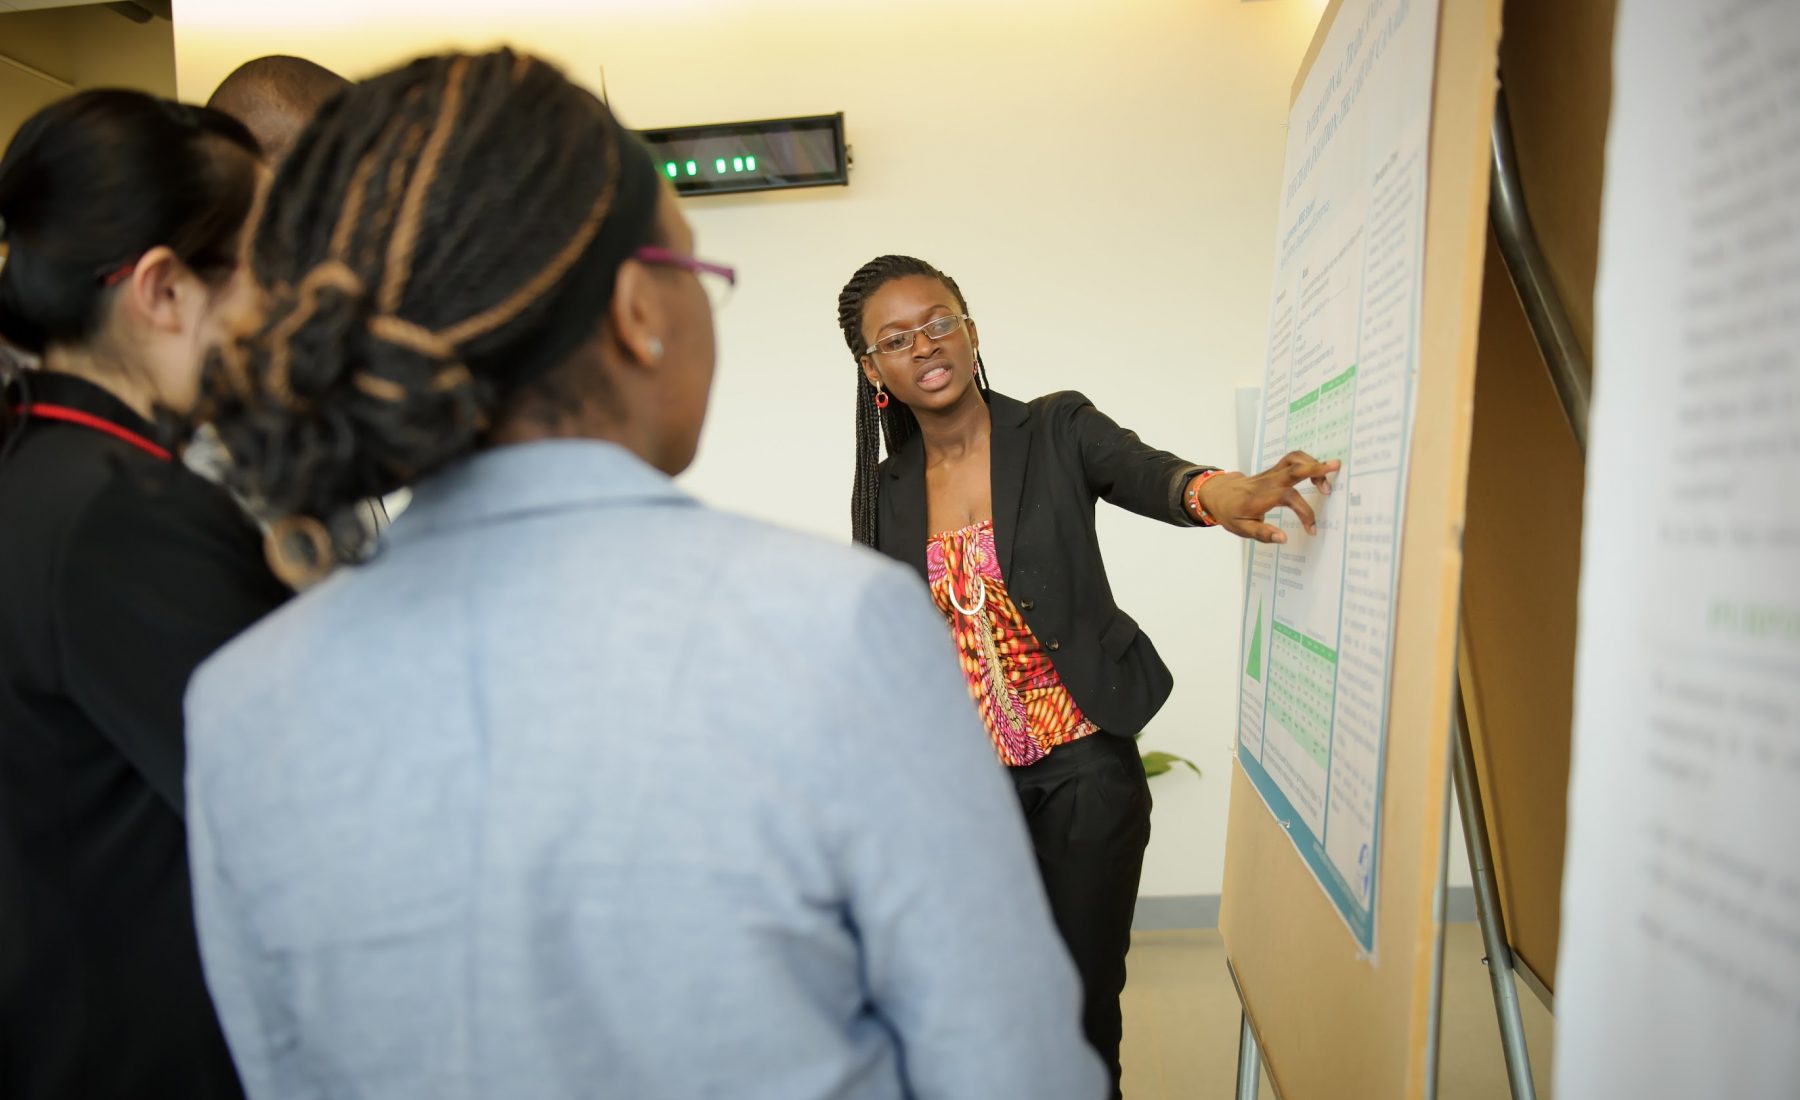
[1020,598,1036,611]
[1047,639,1061,652]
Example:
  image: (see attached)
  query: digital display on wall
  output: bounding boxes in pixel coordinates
[637,113,847,197]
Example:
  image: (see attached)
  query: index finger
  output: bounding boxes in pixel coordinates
[1280,451,1341,491]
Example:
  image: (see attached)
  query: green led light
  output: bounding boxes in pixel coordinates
[746,155,756,171]
[733,157,744,172]
[685,160,698,176]
[715,158,726,173]
[664,162,678,179]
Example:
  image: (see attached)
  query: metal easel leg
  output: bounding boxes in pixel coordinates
[1235,1010,1263,1100]
[1451,682,1538,1100]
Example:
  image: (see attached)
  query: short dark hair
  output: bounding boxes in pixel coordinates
[207,55,349,163]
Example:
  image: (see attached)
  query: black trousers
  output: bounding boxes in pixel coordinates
[1010,732,1152,1098]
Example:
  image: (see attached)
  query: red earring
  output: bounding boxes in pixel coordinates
[874,387,890,409]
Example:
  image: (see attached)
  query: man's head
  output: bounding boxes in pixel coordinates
[206,55,349,165]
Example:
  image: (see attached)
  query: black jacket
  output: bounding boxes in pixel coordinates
[876,390,1213,737]
[0,373,288,1099]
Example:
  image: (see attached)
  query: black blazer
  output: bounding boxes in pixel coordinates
[876,390,1213,737]
[0,373,288,1099]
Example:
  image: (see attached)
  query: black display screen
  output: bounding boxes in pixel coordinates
[637,113,847,197]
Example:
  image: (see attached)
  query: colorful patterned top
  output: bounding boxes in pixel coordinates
[926,520,1098,767]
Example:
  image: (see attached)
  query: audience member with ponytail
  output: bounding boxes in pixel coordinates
[838,255,1342,1095]
[0,90,287,1099]
[185,50,1104,1100]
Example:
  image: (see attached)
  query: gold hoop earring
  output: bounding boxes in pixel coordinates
[264,514,335,590]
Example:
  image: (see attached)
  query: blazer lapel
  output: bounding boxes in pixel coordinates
[988,392,1031,581]
[883,434,930,582]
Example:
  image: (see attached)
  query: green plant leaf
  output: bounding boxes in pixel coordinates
[1139,750,1202,780]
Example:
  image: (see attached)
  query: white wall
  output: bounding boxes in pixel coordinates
[169,0,1478,901]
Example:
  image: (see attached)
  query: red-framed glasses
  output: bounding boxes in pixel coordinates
[633,246,737,309]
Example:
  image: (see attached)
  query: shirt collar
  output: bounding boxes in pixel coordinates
[884,388,1029,480]
[385,439,693,546]
[8,370,162,442]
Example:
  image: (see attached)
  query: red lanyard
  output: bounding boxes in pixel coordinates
[13,403,172,462]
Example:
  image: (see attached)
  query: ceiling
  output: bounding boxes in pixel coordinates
[0,1,169,17]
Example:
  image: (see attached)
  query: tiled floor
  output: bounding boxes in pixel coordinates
[1119,925,1556,1098]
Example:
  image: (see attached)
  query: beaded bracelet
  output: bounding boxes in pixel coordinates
[1186,469,1226,527]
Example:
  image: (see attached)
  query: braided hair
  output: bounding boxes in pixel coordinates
[203,49,661,560]
[838,255,990,548]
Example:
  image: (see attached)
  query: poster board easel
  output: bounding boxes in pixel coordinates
[1458,0,1617,1005]
[1217,0,1504,1096]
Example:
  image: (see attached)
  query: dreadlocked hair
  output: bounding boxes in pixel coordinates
[202,49,661,565]
[838,254,990,548]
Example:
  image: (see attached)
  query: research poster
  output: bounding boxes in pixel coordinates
[1236,0,1440,954]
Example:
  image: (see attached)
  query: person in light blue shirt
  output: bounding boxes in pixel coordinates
[186,49,1105,1100]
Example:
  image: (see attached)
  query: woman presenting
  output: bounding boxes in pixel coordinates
[839,254,1337,1094]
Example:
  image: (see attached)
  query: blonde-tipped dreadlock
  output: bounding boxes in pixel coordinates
[202,49,662,552]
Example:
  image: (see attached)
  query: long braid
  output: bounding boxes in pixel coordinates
[849,367,895,549]
[837,255,988,548]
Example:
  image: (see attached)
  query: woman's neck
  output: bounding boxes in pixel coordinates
[42,346,156,420]
[915,384,990,462]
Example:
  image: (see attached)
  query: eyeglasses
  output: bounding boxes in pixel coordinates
[633,246,737,310]
[865,313,971,358]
